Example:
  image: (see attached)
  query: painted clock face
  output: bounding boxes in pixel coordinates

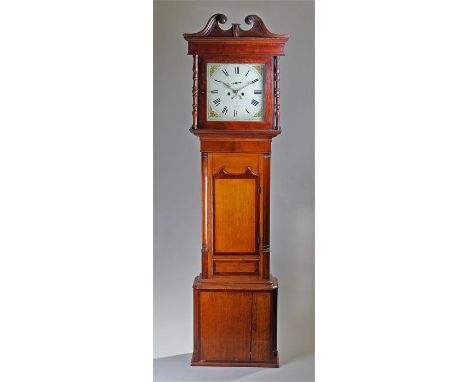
[207,63,265,122]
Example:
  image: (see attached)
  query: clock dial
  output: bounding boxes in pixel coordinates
[207,63,265,121]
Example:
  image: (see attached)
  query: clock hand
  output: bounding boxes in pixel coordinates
[230,88,245,100]
[232,76,261,99]
[231,92,243,100]
[214,79,234,90]
[234,79,258,92]
[229,80,257,100]
[221,81,234,90]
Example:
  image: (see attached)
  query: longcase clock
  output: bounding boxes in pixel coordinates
[183,14,288,368]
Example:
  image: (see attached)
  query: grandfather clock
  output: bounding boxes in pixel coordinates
[184,14,288,368]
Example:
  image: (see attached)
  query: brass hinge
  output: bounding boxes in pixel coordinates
[257,186,261,194]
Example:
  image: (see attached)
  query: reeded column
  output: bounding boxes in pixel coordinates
[273,56,280,130]
[192,55,198,129]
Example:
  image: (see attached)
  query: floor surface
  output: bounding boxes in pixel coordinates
[153,352,314,382]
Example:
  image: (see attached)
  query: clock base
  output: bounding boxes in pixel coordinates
[191,354,279,368]
[192,275,279,368]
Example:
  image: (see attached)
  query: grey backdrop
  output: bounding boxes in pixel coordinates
[154,0,314,362]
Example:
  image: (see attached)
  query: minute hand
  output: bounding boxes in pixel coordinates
[221,81,234,90]
[234,79,259,92]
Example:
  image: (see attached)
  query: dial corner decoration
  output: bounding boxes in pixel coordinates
[208,104,221,119]
[207,63,265,122]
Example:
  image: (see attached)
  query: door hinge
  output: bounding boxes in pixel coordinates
[256,236,260,245]
[257,186,261,194]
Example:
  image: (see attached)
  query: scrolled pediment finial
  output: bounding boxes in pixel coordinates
[244,15,280,37]
[200,13,227,34]
[183,14,289,39]
[183,13,230,38]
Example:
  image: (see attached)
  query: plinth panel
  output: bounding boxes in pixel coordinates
[200,291,252,362]
[192,276,279,367]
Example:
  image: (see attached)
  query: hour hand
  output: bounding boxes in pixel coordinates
[214,79,233,90]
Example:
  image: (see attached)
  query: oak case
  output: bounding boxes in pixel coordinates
[184,14,288,368]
